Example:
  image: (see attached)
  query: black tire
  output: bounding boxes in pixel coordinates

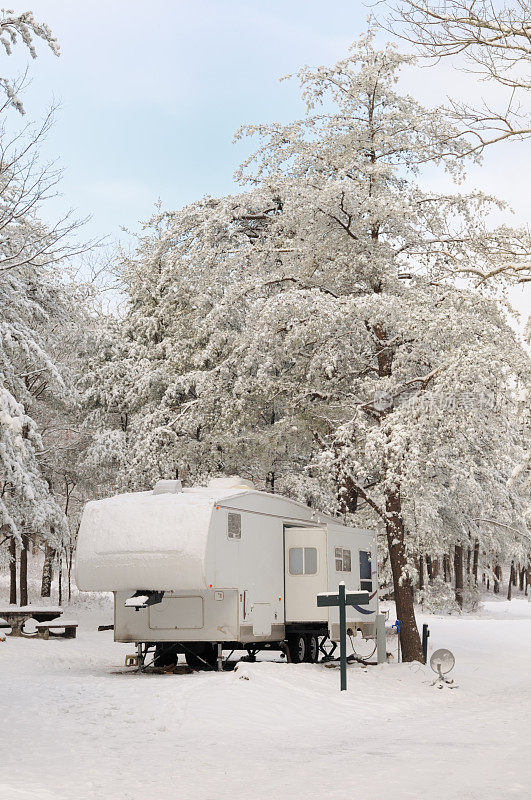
[287,633,306,664]
[305,634,319,664]
[185,643,217,670]
[154,644,178,668]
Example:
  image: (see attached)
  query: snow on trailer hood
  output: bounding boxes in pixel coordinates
[75,490,219,592]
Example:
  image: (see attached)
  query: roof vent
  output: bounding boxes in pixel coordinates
[207,476,254,490]
[153,479,183,495]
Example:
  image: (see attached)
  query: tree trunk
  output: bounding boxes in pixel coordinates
[466,547,471,576]
[454,544,464,609]
[338,475,358,515]
[41,544,54,597]
[473,539,479,584]
[20,533,28,607]
[418,555,424,590]
[443,553,451,583]
[385,486,423,662]
[58,552,63,606]
[266,471,275,493]
[425,554,433,582]
[67,544,74,602]
[507,562,515,600]
[9,537,17,605]
[431,557,440,580]
[493,564,501,594]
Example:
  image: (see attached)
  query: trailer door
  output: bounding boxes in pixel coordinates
[284,527,328,623]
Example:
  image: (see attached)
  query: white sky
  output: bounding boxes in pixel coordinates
[4,0,530,322]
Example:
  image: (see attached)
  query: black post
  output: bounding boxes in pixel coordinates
[422,623,430,664]
[317,588,369,692]
[339,583,347,691]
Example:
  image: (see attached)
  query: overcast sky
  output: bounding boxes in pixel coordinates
[5,0,530,320]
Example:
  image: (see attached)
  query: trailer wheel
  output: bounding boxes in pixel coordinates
[305,634,319,664]
[287,634,306,664]
[154,644,179,668]
[185,643,217,670]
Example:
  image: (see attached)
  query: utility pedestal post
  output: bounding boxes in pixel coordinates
[317,583,369,691]
[376,613,387,664]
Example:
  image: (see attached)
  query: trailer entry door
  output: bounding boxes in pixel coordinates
[284,527,328,623]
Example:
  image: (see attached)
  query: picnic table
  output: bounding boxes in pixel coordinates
[0,606,63,637]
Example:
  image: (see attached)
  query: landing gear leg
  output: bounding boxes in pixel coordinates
[136,642,145,672]
[217,643,223,671]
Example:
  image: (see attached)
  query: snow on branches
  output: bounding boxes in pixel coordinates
[0,8,59,114]
[84,33,529,656]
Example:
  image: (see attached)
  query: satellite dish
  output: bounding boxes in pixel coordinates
[430,648,455,679]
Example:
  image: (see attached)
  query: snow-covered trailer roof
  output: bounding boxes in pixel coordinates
[75,482,335,593]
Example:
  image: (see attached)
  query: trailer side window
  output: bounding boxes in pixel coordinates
[227,512,241,540]
[288,547,317,575]
[289,547,303,574]
[334,547,351,572]
[304,547,317,574]
[359,550,372,592]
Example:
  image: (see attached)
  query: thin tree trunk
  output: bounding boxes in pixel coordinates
[58,552,63,606]
[466,547,471,576]
[20,533,28,607]
[265,471,275,493]
[431,557,440,580]
[493,564,501,594]
[41,543,54,597]
[418,555,424,590]
[67,545,73,602]
[443,553,451,583]
[425,554,433,582]
[454,544,464,609]
[473,540,479,585]
[9,537,17,605]
[507,562,515,600]
[385,486,423,662]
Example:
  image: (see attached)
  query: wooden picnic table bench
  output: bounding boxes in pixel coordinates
[35,620,78,639]
[0,606,63,637]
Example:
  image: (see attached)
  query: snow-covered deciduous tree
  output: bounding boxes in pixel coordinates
[0,8,59,114]
[229,34,529,657]
[0,10,87,604]
[386,3,531,173]
[88,33,529,659]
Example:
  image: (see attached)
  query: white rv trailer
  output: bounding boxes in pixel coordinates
[76,477,386,668]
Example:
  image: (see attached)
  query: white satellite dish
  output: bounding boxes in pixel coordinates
[430,648,456,686]
[430,648,455,677]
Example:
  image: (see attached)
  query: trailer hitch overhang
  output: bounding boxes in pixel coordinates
[124,590,164,611]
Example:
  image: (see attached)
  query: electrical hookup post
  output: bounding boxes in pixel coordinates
[317,583,371,691]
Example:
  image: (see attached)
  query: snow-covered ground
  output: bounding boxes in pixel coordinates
[1,597,530,800]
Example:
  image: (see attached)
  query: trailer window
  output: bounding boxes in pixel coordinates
[334,547,351,572]
[304,547,317,574]
[288,547,317,575]
[359,550,372,592]
[227,512,241,540]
